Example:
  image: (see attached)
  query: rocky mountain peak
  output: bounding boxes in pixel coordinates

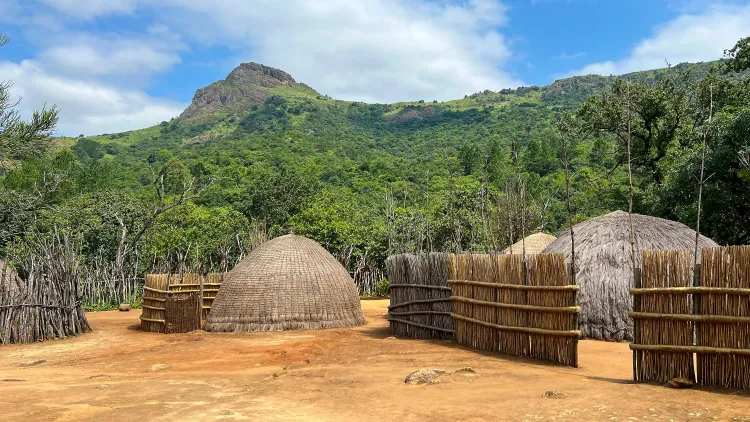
[226,62,297,86]
[179,62,314,120]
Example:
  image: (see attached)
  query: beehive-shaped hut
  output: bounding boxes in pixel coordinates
[503,232,557,255]
[543,211,718,342]
[204,234,365,332]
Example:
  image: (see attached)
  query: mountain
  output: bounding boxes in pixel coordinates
[77,59,732,248]
[179,63,320,120]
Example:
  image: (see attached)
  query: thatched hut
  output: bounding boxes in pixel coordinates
[542,211,718,342]
[504,232,557,255]
[204,234,365,332]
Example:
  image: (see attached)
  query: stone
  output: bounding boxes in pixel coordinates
[148,364,171,372]
[543,391,568,399]
[19,360,46,367]
[404,368,447,385]
[667,378,694,389]
[118,303,131,312]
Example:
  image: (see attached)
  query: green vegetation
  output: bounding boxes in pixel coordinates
[2,34,749,305]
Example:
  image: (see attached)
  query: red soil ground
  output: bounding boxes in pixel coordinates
[1,300,749,421]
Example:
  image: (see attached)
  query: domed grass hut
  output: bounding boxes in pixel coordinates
[204,234,365,332]
[504,232,557,255]
[542,211,718,342]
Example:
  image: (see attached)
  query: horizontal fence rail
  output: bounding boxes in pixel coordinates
[631,246,750,389]
[449,253,579,367]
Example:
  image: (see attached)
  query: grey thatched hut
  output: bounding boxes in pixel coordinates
[542,211,718,342]
[204,234,365,332]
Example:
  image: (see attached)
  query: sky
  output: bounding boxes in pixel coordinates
[1,0,749,136]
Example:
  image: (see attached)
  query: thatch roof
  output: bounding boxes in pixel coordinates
[542,211,718,342]
[503,232,557,255]
[204,234,365,332]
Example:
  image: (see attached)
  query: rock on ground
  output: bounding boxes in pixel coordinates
[19,360,46,367]
[119,304,131,312]
[667,378,694,389]
[148,364,171,372]
[544,390,568,399]
[404,368,447,385]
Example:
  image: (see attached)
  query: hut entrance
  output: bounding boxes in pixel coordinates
[165,291,201,334]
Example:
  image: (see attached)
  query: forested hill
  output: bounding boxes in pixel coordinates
[31,56,748,275]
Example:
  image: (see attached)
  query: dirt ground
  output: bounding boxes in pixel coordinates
[1,300,749,422]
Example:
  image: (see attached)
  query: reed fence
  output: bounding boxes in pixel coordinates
[140,273,224,333]
[631,249,695,383]
[449,253,580,367]
[386,253,453,340]
[630,246,750,389]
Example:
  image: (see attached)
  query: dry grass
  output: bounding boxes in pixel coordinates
[634,249,695,383]
[698,246,750,389]
[204,235,365,332]
[543,210,718,342]
[504,232,557,255]
[449,253,579,366]
[386,253,453,340]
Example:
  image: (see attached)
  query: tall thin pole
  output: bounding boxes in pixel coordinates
[511,140,527,262]
[558,118,576,284]
[625,81,636,272]
[694,85,713,268]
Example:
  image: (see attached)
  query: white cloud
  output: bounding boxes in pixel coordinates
[40,0,137,19]
[7,0,521,135]
[148,0,522,102]
[0,0,22,23]
[37,30,183,79]
[0,60,185,136]
[563,4,750,77]
[555,52,585,60]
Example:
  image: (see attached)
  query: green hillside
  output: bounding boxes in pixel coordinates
[4,54,749,293]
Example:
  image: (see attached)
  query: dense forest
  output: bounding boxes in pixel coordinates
[2,33,749,307]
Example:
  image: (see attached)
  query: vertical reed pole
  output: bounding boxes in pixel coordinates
[511,140,527,262]
[198,274,204,329]
[632,266,641,381]
[625,80,636,273]
[694,85,713,269]
[557,116,576,285]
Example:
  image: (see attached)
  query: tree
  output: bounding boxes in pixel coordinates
[724,36,750,73]
[577,75,689,185]
[0,34,59,165]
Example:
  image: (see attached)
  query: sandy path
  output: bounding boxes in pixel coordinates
[1,300,749,421]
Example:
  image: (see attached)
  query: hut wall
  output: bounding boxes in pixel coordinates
[386,253,453,340]
[140,273,224,333]
[449,253,580,367]
[631,246,750,389]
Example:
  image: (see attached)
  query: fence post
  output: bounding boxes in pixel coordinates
[198,274,204,329]
[632,266,642,381]
[692,263,701,384]
[569,262,579,368]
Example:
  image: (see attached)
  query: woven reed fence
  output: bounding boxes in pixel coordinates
[631,246,750,389]
[386,253,453,340]
[140,273,224,333]
[449,253,580,367]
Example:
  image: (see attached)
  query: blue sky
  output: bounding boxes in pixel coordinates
[1,0,749,135]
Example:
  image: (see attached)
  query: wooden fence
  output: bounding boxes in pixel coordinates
[386,253,453,340]
[631,246,750,389]
[140,273,224,333]
[449,253,580,367]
